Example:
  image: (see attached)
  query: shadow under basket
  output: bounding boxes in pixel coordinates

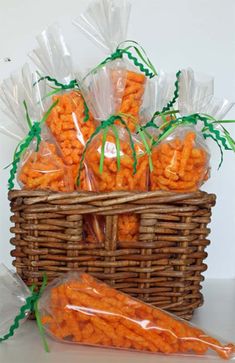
[9,189,216,320]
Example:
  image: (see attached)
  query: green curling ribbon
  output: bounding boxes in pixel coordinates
[77,115,137,186]
[34,75,79,90]
[8,100,58,190]
[142,109,179,132]
[150,70,181,124]
[203,133,224,169]
[0,274,49,353]
[84,40,157,80]
[34,75,90,122]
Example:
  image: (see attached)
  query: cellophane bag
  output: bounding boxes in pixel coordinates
[0,64,73,192]
[80,64,148,242]
[154,70,178,125]
[29,24,103,242]
[74,0,151,132]
[150,68,235,193]
[150,126,210,192]
[178,68,214,116]
[39,272,235,360]
[0,264,30,336]
[29,24,97,190]
[141,71,178,143]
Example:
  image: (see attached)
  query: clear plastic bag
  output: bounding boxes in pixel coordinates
[74,0,150,132]
[29,24,97,189]
[80,65,148,242]
[0,63,73,192]
[178,68,214,116]
[0,264,30,337]
[150,126,210,192]
[39,272,235,360]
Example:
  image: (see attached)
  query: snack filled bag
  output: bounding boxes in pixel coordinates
[74,0,157,132]
[150,126,210,192]
[0,64,73,192]
[1,270,234,359]
[149,68,235,192]
[29,24,97,190]
[79,64,149,241]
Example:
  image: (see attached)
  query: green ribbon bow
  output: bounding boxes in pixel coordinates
[154,113,235,169]
[0,274,49,352]
[84,40,158,80]
[77,115,138,186]
[34,75,89,122]
[8,100,58,190]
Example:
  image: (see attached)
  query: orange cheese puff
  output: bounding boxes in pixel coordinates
[150,130,209,192]
[46,90,97,188]
[18,141,74,192]
[40,273,235,359]
[111,70,146,132]
[118,214,139,242]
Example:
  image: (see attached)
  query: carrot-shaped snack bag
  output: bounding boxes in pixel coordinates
[149,68,235,192]
[35,272,235,359]
[74,0,157,132]
[29,24,102,242]
[1,270,234,359]
[28,24,97,190]
[0,64,73,192]
[78,64,150,242]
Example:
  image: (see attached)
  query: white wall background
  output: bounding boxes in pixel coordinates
[0,0,234,278]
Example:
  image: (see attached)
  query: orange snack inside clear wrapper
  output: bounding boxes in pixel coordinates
[39,272,235,360]
[84,127,148,242]
[46,90,97,189]
[112,69,146,132]
[150,128,210,192]
[18,141,74,192]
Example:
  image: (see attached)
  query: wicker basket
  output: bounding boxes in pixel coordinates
[9,189,216,320]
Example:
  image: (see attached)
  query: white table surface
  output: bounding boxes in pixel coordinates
[0,279,234,363]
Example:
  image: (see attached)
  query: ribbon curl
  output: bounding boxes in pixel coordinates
[8,100,58,190]
[143,70,181,131]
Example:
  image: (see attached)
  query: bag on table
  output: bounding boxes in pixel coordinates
[0,64,73,192]
[1,269,234,360]
[38,272,235,360]
[74,0,156,132]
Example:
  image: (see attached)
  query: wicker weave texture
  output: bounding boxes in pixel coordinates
[9,189,216,320]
